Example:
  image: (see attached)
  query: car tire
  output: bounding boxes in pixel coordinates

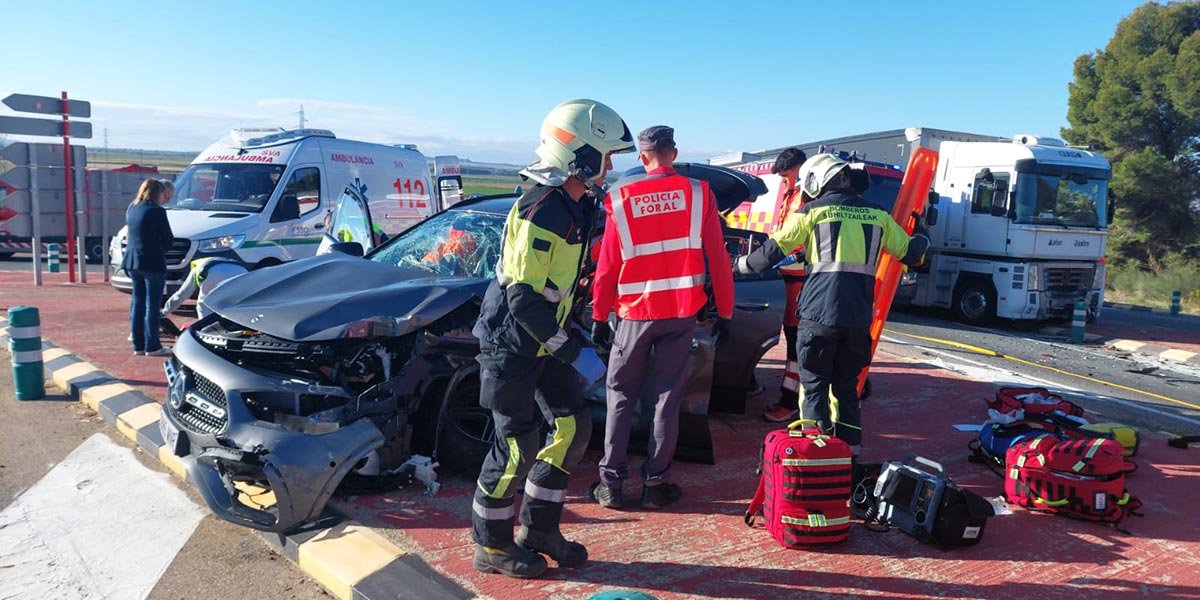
[952,278,996,326]
[435,375,490,478]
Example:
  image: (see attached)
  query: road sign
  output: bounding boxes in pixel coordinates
[0,166,78,191]
[3,94,91,118]
[0,116,93,139]
[0,142,87,168]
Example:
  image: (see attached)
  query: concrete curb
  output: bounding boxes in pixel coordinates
[1103,337,1200,369]
[1102,300,1197,318]
[1,317,474,600]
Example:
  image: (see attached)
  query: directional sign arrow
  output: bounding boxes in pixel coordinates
[0,115,92,139]
[3,93,91,118]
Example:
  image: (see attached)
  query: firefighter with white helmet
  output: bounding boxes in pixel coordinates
[734,153,930,464]
[470,99,634,578]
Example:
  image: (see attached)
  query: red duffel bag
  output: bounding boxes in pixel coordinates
[1005,433,1141,526]
[990,386,1086,418]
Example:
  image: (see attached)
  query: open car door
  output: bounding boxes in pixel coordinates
[316,187,376,256]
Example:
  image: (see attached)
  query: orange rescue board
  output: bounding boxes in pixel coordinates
[856,147,939,394]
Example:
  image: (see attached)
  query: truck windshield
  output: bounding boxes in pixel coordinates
[1014,173,1107,228]
[169,163,286,213]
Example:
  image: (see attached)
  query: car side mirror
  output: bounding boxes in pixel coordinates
[924,206,939,227]
[329,241,364,257]
[927,190,939,205]
[1107,189,1116,225]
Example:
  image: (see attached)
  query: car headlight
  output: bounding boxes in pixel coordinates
[275,406,342,434]
[1026,264,1041,289]
[198,234,245,252]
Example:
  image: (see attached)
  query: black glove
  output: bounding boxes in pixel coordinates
[712,317,732,342]
[592,320,613,355]
[911,211,930,239]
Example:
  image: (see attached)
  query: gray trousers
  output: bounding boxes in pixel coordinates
[600,317,694,487]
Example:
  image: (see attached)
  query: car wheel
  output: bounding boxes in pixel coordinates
[435,375,491,478]
[952,279,996,326]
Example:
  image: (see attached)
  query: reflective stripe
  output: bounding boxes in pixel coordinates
[630,236,693,257]
[865,225,882,268]
[472,499,515,521]
[687,179,704,249]
[7,326,40,339]
[782,378,799,392]
[1074,438,1107,472]
[616,274,706,296]
[524,480,565,503]
[807,262,875,275]
[816,222,835,262]
[785,360,800,373]
[611,190,637,260]
[482,436,523,499]
[781,457,852,467]
[543,328,569,353]
[781,514,849,527]
[11,350,42,364]
[534,415,577,472]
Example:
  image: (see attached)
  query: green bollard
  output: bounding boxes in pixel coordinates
[8,306,45,400]
[1171,290,1182,317]
[1069,299,1087,344]
[48,243,61,273]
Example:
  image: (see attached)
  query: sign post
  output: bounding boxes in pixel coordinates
[1,92,91,284]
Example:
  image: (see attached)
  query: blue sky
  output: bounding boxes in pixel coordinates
[0,0,1146,166]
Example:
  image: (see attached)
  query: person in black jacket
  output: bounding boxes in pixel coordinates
[123,178,175,356]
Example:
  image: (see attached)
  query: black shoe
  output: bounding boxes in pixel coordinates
[516,526,588,568]
[472,544,548,579]
[640,483,682,509]
[589,480,623,509]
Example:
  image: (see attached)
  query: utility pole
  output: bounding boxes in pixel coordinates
[104,128,109,164]
[297,104,306,129]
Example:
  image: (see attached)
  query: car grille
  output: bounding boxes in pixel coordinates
[1045,267,1093,294]
[172,368,230,434]
[165,238,191,267]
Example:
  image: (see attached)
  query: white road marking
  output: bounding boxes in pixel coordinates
[880,335,1200,428]
[0,433,204,600]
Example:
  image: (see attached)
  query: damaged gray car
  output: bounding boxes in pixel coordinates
[159,164,783,532]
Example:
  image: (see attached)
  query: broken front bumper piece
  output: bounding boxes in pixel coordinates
[161,329,385,532]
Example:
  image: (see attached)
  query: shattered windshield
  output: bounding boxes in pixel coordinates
[370,209,505,278]
[170,163,286,213]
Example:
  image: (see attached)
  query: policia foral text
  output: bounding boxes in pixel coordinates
[734,153,930,462]
[469,99,635,579]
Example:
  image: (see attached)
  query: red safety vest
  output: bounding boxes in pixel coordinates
[609,173,709,320]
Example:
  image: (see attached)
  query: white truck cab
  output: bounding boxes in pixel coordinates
[111,129,456,293]
[903,135,1113,323]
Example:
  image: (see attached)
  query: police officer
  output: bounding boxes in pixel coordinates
[470,99,634,579]
[734,153,930,459]
[761,148,809,423]
[589,126,735,510]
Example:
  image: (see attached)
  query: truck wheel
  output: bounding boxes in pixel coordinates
[435,376,490,478]
[952,280,996,325]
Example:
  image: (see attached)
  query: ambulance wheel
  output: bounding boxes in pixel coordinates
[861,377,872,400]
[952,279,996,326]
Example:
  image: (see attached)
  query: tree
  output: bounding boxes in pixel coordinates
[1063,1,1200,272]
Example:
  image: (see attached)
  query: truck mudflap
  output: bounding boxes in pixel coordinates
[182,418,384,532]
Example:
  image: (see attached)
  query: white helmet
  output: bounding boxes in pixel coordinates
[529,99,634,184]
[798,153,851,198]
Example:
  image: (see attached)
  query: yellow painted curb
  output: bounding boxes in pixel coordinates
[1160,348,1198,363]
[298,524,405,600]
[116,402,162,442]
[51,361,99,390]
[158,446,189,482]
[79,381,137,412]
[1110,339,1147,353]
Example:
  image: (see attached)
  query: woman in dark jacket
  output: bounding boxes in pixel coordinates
[123,178,175,356]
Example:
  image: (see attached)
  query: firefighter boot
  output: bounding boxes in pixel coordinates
[516,526,588,568]
[473,544,548,579]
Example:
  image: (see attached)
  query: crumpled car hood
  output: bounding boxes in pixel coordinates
[202,253,487,342]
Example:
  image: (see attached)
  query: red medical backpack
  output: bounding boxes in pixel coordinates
[1005,433,1141,525]
[989,386,1085,418]
[745,420,852,548]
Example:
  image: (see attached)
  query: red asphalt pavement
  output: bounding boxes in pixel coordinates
[4,271,1200,599]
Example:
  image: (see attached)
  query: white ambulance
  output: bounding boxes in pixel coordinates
[110,128,456,293]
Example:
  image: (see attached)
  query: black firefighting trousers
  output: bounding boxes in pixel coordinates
[796,319,871,454]
[472,349,593,549]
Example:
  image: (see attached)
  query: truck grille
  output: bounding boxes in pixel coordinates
[1045,267,1093,294]
[164,238,192,267]
[172,368,230,434]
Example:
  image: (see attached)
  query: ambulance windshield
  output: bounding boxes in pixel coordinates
[169,163,286,212]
